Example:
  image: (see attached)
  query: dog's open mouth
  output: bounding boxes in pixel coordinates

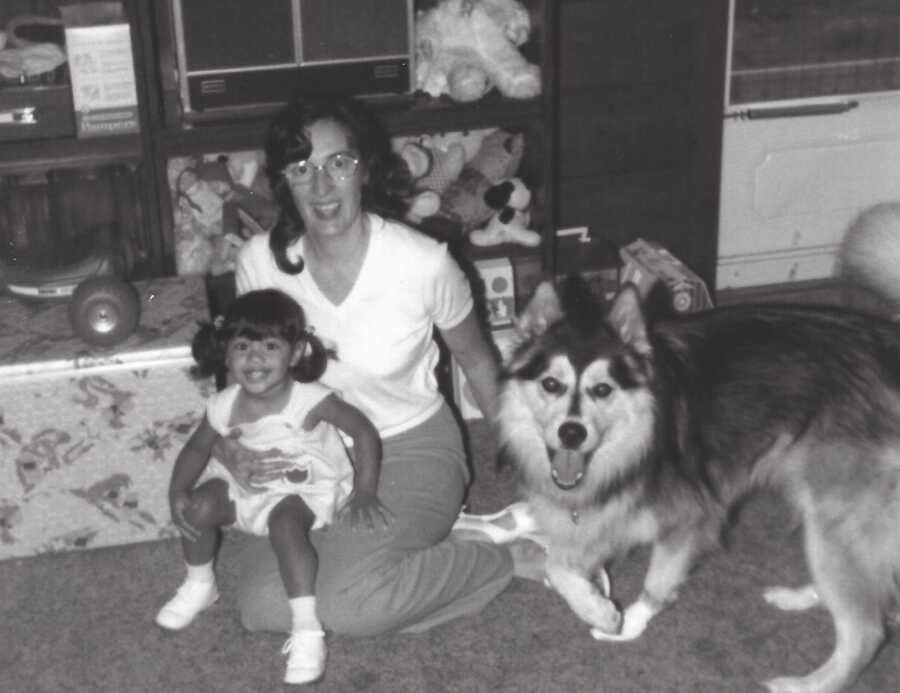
[549,449,587,489]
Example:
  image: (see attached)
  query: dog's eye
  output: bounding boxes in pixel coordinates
[588,383,613,399]
[540,377,565,395]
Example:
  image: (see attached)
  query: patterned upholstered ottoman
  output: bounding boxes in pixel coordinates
[0,276,214,559]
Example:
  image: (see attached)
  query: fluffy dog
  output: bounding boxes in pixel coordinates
[494,274,900,693]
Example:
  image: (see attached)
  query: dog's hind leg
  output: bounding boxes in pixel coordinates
[764,515,886,693]
[592,530,702,642]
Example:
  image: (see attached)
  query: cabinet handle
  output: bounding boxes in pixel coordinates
[0,107,37,125]
[725,100,859,120]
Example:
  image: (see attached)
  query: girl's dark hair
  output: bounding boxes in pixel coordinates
[264,92,414,275]
[192,289,330,383]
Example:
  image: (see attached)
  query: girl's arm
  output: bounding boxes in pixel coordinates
[169,414,218,495]
[168,414,219,540]
[305,393,390,529]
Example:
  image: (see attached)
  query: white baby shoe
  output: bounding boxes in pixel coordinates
[282,629,326,685]
[155,579,219,630]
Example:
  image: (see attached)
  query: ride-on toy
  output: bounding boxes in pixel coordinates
[0,224,141,348]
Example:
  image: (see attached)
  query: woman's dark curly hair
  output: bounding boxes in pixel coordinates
[264,92,414,275]
[192,289,330,383]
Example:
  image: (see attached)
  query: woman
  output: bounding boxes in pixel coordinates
[233,92,536,637]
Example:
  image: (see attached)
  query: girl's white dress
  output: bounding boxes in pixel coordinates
[201,381,354,534]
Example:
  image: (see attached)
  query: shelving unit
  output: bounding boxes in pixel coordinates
[0,134,142,174]
[0,0,165,278]
[1,0,558,285]
[148,0,558,279]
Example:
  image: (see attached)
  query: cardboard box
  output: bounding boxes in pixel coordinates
[620,239,713,313]
[61,2,140,138]
[474,257,516,329]
[556,233,621,303]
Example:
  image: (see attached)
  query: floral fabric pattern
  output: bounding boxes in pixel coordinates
[0,276,212,559]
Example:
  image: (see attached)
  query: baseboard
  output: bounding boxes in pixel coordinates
[716,277,892,315]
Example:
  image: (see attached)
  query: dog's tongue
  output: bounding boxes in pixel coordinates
[551,450,587,488]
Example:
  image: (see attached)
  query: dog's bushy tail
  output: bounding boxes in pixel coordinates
[839,202,900,314]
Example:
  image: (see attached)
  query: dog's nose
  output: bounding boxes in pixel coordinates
[558,421,587,449]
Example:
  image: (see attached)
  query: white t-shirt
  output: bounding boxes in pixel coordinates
[235,213,474,438]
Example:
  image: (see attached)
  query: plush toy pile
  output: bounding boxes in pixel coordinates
[393,126,541,248]
[170,153,278,276]
[414,0,541,103]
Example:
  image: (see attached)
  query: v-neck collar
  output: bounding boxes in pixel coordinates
[301,213,379,309]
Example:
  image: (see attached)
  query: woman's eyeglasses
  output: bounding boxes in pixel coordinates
[282,152,359,185]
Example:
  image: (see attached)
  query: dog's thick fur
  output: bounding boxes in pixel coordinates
[498,275,900,693]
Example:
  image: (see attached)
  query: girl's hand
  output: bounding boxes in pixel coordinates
[170,490,201,542]
[337,491,393,532]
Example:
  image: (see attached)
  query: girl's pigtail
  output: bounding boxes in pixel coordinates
[292,328,332,383]
[190,316,226,379]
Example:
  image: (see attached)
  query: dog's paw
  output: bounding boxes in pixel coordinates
[560,585,620,632]
[589,599,656,642]
[582,598,623,635]
[763,584,820,612]
[544,570,619,632]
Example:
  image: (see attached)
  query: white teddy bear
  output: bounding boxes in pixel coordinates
[415,0,542,102]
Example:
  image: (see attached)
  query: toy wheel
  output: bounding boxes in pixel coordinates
[68,276,141,348]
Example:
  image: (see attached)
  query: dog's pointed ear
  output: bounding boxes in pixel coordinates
[607,284,651,355]
[513,280,562,338]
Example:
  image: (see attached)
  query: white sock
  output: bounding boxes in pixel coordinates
[185,561,215,584]
[289,596,322,633]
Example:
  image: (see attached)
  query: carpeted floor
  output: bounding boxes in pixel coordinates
[2,421,898,693]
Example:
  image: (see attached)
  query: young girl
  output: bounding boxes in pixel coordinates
[154,288,389,685]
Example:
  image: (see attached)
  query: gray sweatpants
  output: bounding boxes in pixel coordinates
[234,404,514,636]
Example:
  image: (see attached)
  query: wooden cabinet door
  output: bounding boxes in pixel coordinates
[718,0,900,290]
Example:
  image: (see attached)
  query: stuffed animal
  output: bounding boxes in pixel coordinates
[404,142,464,225]
[470,177,541,247]
[427,127,496,163]
[404,189,443,226]
[436,128,525,232]
[415,0,541,102]
[172,154,277,276]
[399,137,467,196]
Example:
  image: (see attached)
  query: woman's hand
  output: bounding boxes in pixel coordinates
[243,455,299,488]
[337,490,393,532]
[212,436,295,489]
[170,489,201,542]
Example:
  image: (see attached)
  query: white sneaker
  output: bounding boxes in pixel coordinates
[282,630,326,685]
[155,579,219,630]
